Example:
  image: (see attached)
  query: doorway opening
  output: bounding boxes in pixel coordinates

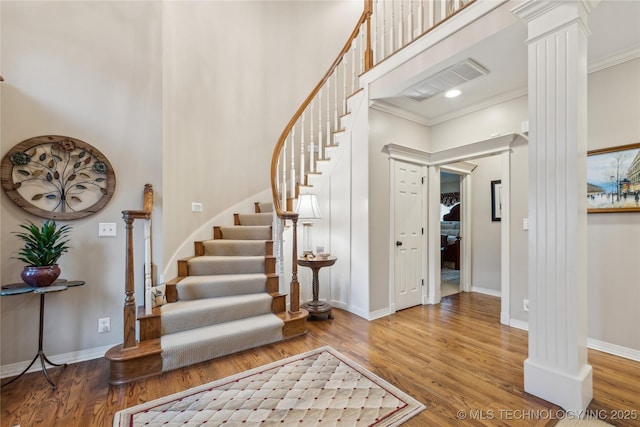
[440,171,461,297]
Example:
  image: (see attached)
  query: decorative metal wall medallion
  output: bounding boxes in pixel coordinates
[1,135,116,220]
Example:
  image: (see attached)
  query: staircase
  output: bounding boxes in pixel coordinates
[107,0,475,385]
[106,202,308,385]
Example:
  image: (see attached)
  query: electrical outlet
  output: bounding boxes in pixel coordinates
[523,299,529,312]
[192,202,203,213]
[98,317,111,333]
[98,223,116,237]
[523,218,529,230]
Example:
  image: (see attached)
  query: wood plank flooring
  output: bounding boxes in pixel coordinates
[1,293,639,426]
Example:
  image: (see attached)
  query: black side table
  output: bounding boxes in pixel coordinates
[1,279,85,389]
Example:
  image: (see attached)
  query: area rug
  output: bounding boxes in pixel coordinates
[113,346,425,426]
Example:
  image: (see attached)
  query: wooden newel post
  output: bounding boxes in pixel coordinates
[122,212,137,349]
[289,216,300,314]
[364,0,374,71]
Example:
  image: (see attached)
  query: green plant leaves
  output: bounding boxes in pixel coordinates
[12,220,72,267]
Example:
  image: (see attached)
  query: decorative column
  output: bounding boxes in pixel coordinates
[513,0,597,414]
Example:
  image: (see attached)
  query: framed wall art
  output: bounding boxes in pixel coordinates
[587,142,640,213]
[1,135,116,220]
[491,180,502,221]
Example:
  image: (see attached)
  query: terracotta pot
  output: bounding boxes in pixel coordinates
[21,265,61,287]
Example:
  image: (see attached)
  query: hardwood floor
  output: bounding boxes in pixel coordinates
[2,293,639,426]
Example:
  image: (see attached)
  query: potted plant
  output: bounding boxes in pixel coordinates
[13,220,72,287]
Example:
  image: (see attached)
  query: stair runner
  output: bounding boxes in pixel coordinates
[160,202,285,371]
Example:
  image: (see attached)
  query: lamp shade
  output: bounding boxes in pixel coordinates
[295,194,322,220]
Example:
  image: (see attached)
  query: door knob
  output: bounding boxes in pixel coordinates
[396,241,403,246]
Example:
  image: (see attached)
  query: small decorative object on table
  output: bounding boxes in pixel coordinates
[12,220,72,287]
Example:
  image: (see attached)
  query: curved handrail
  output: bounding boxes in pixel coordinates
[270,9,370,219]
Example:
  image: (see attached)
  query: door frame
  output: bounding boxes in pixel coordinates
[384,134,521,325]
[385,148,429,313]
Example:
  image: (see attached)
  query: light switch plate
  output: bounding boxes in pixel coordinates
[98,223,116,237]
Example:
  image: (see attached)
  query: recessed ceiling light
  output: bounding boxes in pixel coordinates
[445,89,461,98]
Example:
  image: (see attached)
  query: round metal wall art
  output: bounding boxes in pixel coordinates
[1,135,116,220]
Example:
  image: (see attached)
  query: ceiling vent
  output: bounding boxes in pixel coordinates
[402,58,489,102]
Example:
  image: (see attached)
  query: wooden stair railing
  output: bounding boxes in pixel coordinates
[119,183,153,349]
[269,0,475,314]
[106,184,160,385]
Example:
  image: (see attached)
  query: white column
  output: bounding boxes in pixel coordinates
[513,0,596,414]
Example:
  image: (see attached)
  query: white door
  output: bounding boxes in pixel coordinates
[394,161,423,310]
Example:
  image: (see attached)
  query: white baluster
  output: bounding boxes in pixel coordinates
[417,0,424,37]
[351,40,356,95]
[318,87,323,161]
[407,0,414,41]
[326,77,331,148]
[372,0,378,64]
[310,102,314,173]
[281,143,287,210]
[398,1,404,49]
[290,126,296,201]
[381,0,386,60]
[390,0,395,52]
[360,24,365,76]
[300,112,305,185]
[439,0,446,21]
[144,219,152,315]
[427,0,435,29]
[333,71,338,131]
[343,58,348,115]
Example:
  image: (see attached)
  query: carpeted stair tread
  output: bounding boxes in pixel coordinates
[176,273,268,300]
[236,212,272,226]
[256,201,273,213]
[188,255,265,275]
[218,225,271,240]
[202,239,268,256]
[161,313,283,372]
[160,293,274,335]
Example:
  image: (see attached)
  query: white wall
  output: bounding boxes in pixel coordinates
[1,1,162,365]
[162,1,362,276]
[368,108,430,312]
[586,58,640,351]
[0,0,364,369]
[468,155,502,293]
[426,59,640,353]
[430,96,528,308]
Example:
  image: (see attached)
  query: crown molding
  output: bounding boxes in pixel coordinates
[370,101,431,126]
[589,46,640,74]
[426,88,528,126]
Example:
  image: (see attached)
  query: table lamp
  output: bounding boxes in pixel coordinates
[295,193,322,258]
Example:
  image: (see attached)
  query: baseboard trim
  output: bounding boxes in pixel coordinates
[368,307,392,320]
[1,344,114,379]
[587,338,640,362]
[509,318,529,331]
[507,320,640,362]
[471,286,501,298]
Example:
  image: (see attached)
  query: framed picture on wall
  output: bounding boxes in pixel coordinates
[491,180,502,221]
[587,142,640,213]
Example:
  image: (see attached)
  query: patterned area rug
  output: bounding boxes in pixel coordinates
[113,346,425,426]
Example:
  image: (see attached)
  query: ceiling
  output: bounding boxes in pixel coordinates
[372,0,640,125]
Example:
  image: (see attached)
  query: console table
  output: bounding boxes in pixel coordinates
[297,256,336,319]
[0,279,85,389]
